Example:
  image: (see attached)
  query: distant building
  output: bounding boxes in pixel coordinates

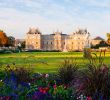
[91,36,104,46]
[15,39,25,47]
[26,28,90,51]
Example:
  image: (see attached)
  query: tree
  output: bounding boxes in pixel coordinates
[91,40,110,49]
[8,36,15,47]
[0,30,8,46]
[21,41,25,49]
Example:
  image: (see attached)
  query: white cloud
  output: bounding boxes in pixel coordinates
[81,0,110,8]
[0,0,110,39]
[0,8,75,38]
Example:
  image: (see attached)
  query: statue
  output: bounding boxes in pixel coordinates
[107,33,110,45]
[83,47,92,58]
[63,39,68,52]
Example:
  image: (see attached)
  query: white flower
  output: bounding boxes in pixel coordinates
[45,74,49,78]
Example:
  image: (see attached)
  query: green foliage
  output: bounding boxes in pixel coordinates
[58,59,78,85]
[76,51,110,99]
[0,71,5,80]
[14,67,33,83]
[91,40,110,49]
[21,41,25,49]
[50,85,74,100]
[4,64,33,83]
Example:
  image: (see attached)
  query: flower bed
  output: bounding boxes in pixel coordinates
[0,71,110,100]
[0,52,110,100]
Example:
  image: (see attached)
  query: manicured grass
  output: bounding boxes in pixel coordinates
[0,52,110,73]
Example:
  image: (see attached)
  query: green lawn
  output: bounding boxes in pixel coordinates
[0,52,110,73]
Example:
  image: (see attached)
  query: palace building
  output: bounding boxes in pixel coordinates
[26,28,91,51]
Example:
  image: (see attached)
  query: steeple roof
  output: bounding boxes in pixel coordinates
[28,28,41,34]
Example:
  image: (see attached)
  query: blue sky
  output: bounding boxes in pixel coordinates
[0,0,110,39]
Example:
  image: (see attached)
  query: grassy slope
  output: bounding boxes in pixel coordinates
[0,52,110,73]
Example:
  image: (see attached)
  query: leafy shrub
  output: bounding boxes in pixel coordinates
[47,73,62,86]
[0,72,30,96]
[4,64,33,83]
[75,52,110,99]
[0,71,5,80]
[50,85,74,100]
[58,59,78,85]
[14,67,33,83]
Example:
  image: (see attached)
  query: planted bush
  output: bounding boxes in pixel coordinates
[0,72,30,96]
[75,51,110,99]
[58,59,78,85]
[14,67,33,83]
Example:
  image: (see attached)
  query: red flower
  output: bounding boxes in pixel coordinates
[42,90,46,94]
[5,97,10,100]
[38,87,43,92]
[45,87,50,92]
[38,87,49,94]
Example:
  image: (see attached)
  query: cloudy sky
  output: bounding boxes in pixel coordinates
[0,0,110,39]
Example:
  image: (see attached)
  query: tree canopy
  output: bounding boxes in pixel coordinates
[0,30,9,46]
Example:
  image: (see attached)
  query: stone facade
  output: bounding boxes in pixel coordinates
[26,28,90,51]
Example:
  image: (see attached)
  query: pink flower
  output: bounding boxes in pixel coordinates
[42,90,46,94]
[45,74,49,78]
[53,84,57,89]
[86,96,92,100]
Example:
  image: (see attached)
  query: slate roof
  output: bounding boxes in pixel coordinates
[93,36,104,40]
